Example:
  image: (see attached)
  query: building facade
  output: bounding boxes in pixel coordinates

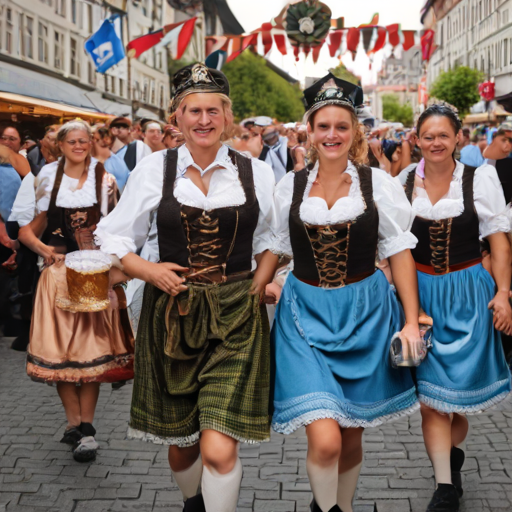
[0,0,203,119]
[427,0,512,97]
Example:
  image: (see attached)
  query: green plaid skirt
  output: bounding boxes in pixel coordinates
[128,279,271,446]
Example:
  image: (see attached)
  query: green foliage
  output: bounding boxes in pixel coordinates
[222,51,305,122]
[329,62,360,85]
[429,66,484,118]
[382,94,414,127]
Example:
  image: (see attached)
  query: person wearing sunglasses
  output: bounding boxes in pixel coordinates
[398,105,512,512]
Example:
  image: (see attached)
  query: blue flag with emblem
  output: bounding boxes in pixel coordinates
[85,17,125,73]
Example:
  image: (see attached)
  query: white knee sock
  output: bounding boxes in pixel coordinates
[173,455,203,500]
[429,451,452,486]
[306,458,338,512]
[202,457,243,512]
[337,462,362,512]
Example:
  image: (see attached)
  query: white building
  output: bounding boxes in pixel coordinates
[427,0,512,97]
[0,0,204,120]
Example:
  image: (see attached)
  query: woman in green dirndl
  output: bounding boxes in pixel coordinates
[95,64,278,512]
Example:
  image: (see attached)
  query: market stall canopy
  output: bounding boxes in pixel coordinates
[0,61,100,111]
[464,104,512,125]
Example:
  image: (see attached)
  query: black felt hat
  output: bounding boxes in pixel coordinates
[303,73,364,120]
[170,63,230,113]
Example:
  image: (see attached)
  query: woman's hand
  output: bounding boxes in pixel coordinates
[40,245,65,267]
[398,322,422,362]
[489,290,512,335]
[144,262,189,296]
[264,282,282,305]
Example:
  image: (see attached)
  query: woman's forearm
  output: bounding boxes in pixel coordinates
[121,252,155,281]
[18,224,49,257]
[389,249,420,326]
[254,250,280,286]
[488,232,512,293]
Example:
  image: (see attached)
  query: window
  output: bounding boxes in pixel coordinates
[104,74,109,92]
[111,75,116,95]
[87,4,93,33]
[6,8,12,54]
[23,16,33,59]
[119,79,125,98]
[150,80,156,105]
[158,52,162,70]
[40,0,52,5]
[71,0,77,24]
[87,60,96,85]
[143,80,148,103]
[505,39,508,67]
[159,84,165,109]
[54,30,64,69]
[70,37,80,77]
[38,21,48,63]
[55,0,65,17]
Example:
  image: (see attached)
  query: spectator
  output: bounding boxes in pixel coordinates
[131,120,144,141]
[0,125,30,178]
[110,117,151,171]
[91,125,130,192]
[142,121,166,152]
[26,124,60,176]
[259,124,293,183]
[483,123,512,202]
[460,133,485,167]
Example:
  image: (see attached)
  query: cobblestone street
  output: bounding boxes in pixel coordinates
[1,337,512,512]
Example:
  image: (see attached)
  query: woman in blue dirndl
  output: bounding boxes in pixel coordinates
[270,74,421,512]
[398,105,512,512]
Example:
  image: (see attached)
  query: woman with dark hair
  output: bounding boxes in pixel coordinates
[95,63,277,512]
[18,120,134,463]
[271,73,421,512]
[398,104,512,512]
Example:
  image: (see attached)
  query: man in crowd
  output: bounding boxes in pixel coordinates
[483,123,512,202]
[142,121,166,153]
[109,117,151,171]
[26,124,60,175]
[257,118,293,183]
[460,133,486,167]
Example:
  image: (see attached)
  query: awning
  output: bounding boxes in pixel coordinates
[464,104,512,124]
[0,60,100,111]
[496,92,512,114]
[86,91,132,117]
[0,91,114,122]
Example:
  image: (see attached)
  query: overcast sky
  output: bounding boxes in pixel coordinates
[226,0,426,84]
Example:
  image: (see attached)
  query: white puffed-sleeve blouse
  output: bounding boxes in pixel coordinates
[271,160,418,261]
[398,160,510,239]
[95,144,276,260]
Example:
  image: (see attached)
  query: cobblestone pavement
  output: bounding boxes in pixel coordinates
[1,337,512,512]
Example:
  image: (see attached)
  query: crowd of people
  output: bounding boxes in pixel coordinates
[1,62,512,512]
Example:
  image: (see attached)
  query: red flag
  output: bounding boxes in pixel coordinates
[346,27,360,54]
[370,26,387,54]
[312,42,323,63]
[402,30,416,51]
[261,22,273,55]
[421,29,435,61]
[273,33,287,56]
[328,30,344,57]
[387,24,400,47]
[127,30,163,58]
[226,36,242,63]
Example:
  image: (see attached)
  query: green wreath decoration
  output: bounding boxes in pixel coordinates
[285,0,332,47]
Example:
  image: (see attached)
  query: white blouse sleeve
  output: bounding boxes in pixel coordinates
[251,158,276,256]
[269,171,295,258]
[34,162,58,213]
[473,164,510,238]
[372,168,418,260]
[8,173,36,226]
[95,151,165,259]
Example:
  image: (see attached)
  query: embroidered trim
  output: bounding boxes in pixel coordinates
[127,427,200,447]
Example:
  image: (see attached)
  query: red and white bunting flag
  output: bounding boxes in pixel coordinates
[158,17,197,60]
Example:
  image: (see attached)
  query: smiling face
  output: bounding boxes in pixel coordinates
[175,93,228,150]
[308,106,355,162]
[59,129,91,164]
[0,127,22,153]
[493,131,512,159]
[417,116,460,164]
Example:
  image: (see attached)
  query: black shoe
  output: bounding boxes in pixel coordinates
[112,380,127,390]
[183,493,206,512]
[310,500,343,512]
[426,484,459,512]
[60,427,83,445]
[72,435,98,462]
[10,332,29,351]
[450,447,465,497]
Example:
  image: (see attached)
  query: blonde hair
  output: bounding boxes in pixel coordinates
[307,106,368,167]
[169,92,234,142]
[56,120,92,144]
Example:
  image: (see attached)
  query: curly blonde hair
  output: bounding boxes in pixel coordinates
[307,106,368,167]
[168,92,234,142]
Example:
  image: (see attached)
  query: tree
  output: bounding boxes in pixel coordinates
[222,51,304,122]
[429,66,484,118]
[329,62,360,85]
[381,94,414,126]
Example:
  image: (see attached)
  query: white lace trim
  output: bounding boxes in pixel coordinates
[55,158,99,208]
[127,427,200,447]
[418,389,512,415]
[272,402,420,435]
[299,162,366,225]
